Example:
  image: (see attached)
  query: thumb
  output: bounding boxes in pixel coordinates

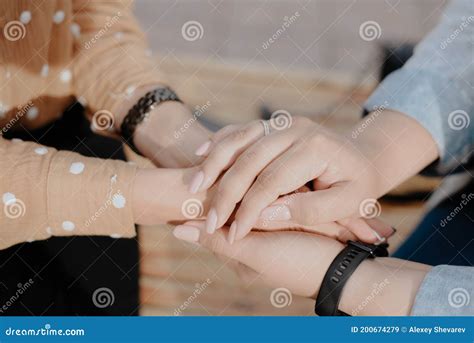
[260,186,358,227]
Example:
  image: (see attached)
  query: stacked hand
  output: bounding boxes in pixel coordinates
[187,115,396,243]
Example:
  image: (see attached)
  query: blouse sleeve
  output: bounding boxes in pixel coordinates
[365,0,474,175]
[71,0,165,123]
[0,137,137,249]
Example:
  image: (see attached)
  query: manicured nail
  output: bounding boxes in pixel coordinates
[260,205,291,221]
[195,141,211,156]
[372,229,386,244]
[206,208,218,234]
[228,221,237,245]
[189,171,204,194]
[173,225,200,243]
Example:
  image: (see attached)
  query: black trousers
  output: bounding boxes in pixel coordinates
[0,104,139,315]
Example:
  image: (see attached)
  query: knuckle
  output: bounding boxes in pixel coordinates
[256,171,275,189]
[215,124,237,140]
[216,182,236,202]
[228,128,248,142]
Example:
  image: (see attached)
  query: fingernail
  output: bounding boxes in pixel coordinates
[228,221,237,245]
[173,225,200,243]
[206,208,218,234]
[195,141,211,156]
[372,229,386,244]
[189,171,204,194]
[260,205,291,221]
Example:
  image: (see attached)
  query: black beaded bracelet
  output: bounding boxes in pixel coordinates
[120,87,182,155]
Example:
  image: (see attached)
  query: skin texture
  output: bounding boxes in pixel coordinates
[112,86,213,225]
[191,110,438,243]
[173,222,430,316]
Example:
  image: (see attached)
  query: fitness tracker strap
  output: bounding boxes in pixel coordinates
[120,87,182,155]
[315,241,388,316]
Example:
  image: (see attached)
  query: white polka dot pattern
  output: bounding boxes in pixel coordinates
[53,11,65,24]
[34,147,48,155]
[59,69,72,83]
[70,23,81,37]
[112,194,126,209]
[2,192,16,204]
[20,11,31,24]
[26,106,39,120]
[40,64,49,77]
[69,162,85,175]
[62,221,75,231]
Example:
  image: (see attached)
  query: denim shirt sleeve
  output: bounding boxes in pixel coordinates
[365,0,474,175]
[411,265,474,316]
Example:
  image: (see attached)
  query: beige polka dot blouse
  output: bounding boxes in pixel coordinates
[0,0,164,249]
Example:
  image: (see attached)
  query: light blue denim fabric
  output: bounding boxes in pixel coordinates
[364,0,473,315]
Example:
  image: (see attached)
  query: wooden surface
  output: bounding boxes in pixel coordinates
[136,55,437,316]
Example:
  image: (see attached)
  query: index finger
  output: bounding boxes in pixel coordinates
[231,144,327,242]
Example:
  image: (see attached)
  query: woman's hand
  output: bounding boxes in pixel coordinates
[114,85,212,168]
[132,167,214,225]
[188,111,438,243]
[172,222,430,316]
[173,221,345,299]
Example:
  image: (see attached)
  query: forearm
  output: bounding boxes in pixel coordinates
[349,109,439,196]
[114,85,211,168]
[339,257,431,316]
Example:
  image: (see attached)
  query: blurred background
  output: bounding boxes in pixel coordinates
[132,0,447,316]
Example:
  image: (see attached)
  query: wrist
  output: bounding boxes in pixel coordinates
[113,84,163,131]
[132,167,213,225]
[338,257,430,316]
[134,101,211,167]
[347,109,439,196]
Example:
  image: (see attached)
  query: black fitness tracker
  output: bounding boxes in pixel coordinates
[120,86,182,155]
[315,240,389,316]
